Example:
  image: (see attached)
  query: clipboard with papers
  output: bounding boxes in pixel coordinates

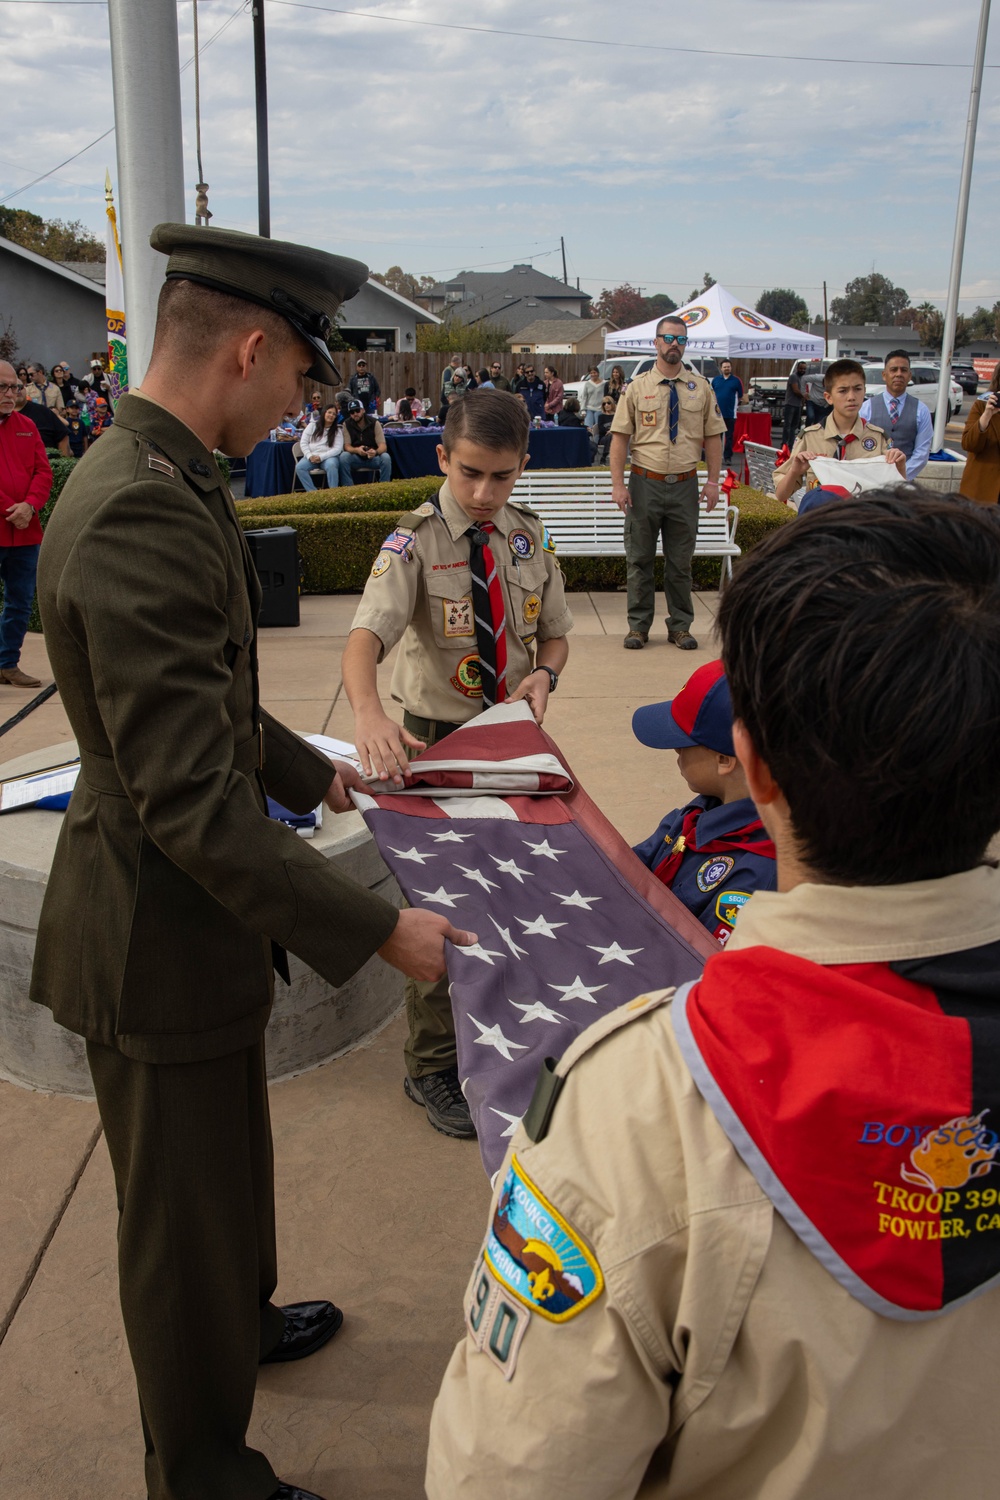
[0,758,80,813]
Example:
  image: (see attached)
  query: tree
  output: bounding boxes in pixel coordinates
[645,292,678,317]
[0,206,104,263]
[912,302,944,350]
[829,273,909,326]
[371,265,435,303]
[0,313,18,364]
[964,303,1000,343]
[755,287,809,331]
[417,313,512,354]
[591,283,649,326]
[685,271,715,304]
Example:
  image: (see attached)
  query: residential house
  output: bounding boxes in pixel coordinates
[421,264,590,339]
[509,318,618,358]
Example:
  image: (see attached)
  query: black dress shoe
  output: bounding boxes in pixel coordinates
[260,1300,344,1364]
[270,1485,328,1500]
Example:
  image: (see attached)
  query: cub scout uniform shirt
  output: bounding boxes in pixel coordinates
[350,479,574,725]
[774,413,890,488]
[609,365,726,475]
[427,866,1000,1500]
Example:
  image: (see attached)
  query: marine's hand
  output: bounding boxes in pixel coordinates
[5,502,33,530]
[353,709,424,786]
[611,481,631,513]
[378,908,478,982]
[323,760,364,813]
[508,670,550,724]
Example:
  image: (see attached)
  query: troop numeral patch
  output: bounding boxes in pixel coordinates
[466,1256,531,1380]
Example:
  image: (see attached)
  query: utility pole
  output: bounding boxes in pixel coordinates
[252,0,271,236]
[932,0,991,452]
[561,236,568,286]
[823,281,829,357]
[107,0,185,385]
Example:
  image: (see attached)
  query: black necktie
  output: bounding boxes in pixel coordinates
[668,381,679,444]
[466,523,508,708]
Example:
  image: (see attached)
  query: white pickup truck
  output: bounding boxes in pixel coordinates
[563,354,717,406]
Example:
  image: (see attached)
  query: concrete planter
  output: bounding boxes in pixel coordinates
[919,455,967,495]
[0,742,403,1096]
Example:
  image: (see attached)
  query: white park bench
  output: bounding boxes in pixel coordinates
[743,441,781,497]
[509,468,741,585]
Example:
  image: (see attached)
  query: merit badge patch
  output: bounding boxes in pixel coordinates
[451,653,483,698]
[522,593,541,624]
[370,552,391,579]
[509,529,535,560]
[485,1155,603,1324]
[863,437,876,450]
[466,1255,531,1380]
[380,529,415,560]
[696,854,735,892]
[443,595,475,638]
[715,890,751,928]
[640,409,658,427]
[542,528,557,554]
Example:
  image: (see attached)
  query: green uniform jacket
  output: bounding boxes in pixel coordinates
[30,393,399,1064]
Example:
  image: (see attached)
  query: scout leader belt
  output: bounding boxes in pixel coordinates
[630,465,697,484]
[672,942,1000,1319]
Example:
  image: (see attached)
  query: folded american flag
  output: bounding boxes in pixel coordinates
[354,704,716,1177]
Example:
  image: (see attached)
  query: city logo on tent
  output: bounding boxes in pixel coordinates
[732,307,772,332]
[679,306,710,327]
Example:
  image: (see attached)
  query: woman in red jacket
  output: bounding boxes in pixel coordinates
[0,361,53,686]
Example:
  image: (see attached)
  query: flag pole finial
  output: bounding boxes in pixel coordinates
[105,169,113,207]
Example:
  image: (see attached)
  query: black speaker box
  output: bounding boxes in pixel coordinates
[245,526,300,627]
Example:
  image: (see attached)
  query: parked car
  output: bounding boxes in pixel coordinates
[949,361,980,397]
[563,354,720,407]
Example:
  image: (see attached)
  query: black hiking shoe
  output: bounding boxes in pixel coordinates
[404,1067,477,1139]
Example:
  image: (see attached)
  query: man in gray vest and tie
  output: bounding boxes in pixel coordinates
[860,349,933,480]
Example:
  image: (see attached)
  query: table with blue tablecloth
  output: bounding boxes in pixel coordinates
[243,423,593,498]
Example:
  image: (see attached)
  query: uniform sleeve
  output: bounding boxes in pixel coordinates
[536,542,574,641]
[609,383,637,436]
[349,528,422,657]
[773,428,809,481]
[258,708,335,814]
[962,402,994,455]
[66,480,398,987]
[632,815,671,870]
[703,382,728,439]
[697,854,778,944]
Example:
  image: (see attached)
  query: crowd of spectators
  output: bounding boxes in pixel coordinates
[10,356,114,457]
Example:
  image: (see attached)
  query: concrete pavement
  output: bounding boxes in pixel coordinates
[0,588,720,1499]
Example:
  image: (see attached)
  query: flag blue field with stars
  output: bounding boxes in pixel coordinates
[353,704,716,1178]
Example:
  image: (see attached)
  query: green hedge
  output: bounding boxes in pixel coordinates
[237,484,793,594]
[235,475,445,518]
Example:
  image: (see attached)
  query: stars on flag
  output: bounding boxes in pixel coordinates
[414,886,469,909]
[552,890,602,910]
[515,913,567,940]
[490,855,533,884]
[454,941,505,965]
[490,915,529,960]
[468,1015,528,1061]
[548,975,608,1004]
[521,837,566,861]
[588,941,643,966]
[455,864,501,895]
[490,1107,522,1138]
[388,845,436,865]
[428,829,473,843]
[509,999,563,1025]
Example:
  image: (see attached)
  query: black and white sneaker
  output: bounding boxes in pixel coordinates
[404,1067,477,1139]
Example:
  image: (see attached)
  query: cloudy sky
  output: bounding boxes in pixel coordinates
[2,0,999,318]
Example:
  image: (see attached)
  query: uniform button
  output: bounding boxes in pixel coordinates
[243,627,251,645]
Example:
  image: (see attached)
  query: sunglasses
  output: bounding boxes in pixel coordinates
[657,334,688,346]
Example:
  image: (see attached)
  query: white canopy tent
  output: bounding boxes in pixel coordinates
[605,282,824,361]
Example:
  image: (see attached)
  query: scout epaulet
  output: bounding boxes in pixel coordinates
[508,497,540,518]
[522,989,675,1143]
[396,500,439,530]
[864,421,886,438]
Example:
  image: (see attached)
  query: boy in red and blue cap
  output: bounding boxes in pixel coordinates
[631,658,776,943]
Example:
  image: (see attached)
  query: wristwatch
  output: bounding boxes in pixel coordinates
[533,665,558,693]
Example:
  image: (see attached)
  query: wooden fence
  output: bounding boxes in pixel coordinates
[306,352,800,409]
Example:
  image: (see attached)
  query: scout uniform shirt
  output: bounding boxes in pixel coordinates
[774,412,890,490]
[633,793,777,944]
[426,865,1000,1500]
[609,365,726,475]
[350,479,574,725]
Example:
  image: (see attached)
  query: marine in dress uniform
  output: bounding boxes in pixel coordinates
[349,470,573,1133]
[631,659,776,944]
[609,322,726,651]
[29,225,458,1500]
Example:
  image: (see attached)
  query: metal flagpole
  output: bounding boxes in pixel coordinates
[931,0,991,454]
[253,0,271,236]
[107,0,186,386]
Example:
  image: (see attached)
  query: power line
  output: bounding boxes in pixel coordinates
[267,0,1000,70]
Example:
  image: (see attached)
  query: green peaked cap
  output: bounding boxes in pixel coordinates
[149,222,368,382]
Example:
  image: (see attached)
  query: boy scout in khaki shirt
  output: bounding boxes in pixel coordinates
[343,390,573,1138]
[426,491,1000,1500]
[609,316,726,653]
[774,357,905,504]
